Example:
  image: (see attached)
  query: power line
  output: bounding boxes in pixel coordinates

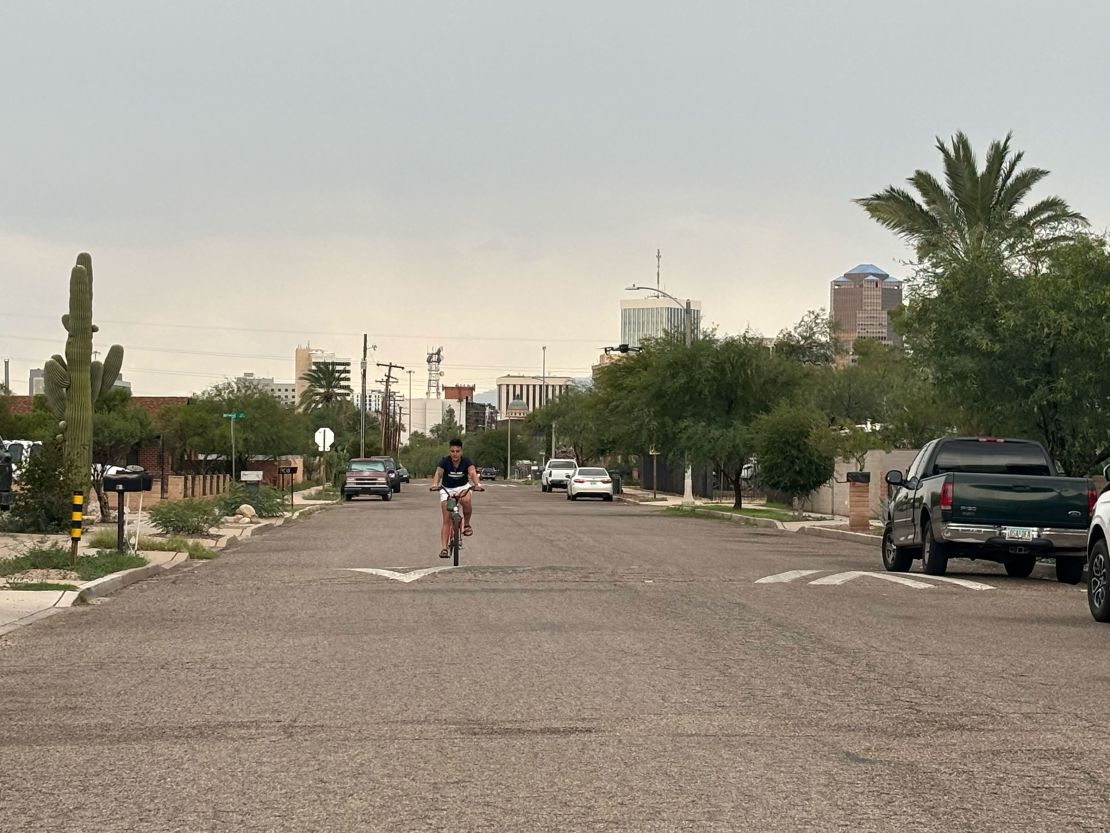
[0,312,601,345]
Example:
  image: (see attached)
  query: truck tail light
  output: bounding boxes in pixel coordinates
[574,478,585,483]
[940,481,953,511]
[1090,485,1098,514]
[602,478,612,484]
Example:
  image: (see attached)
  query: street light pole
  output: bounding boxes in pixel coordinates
[626,283,696,505]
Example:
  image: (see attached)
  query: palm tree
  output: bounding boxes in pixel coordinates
[298,362,352,411]
[856,132,1086,269]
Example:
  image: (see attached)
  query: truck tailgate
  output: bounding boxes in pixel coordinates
[948,474,1089,529]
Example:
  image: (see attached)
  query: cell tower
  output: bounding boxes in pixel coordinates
[426,347,444,398]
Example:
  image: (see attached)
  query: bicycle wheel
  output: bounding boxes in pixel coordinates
[451,515,462,566]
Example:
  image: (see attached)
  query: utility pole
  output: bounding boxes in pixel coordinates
[360,335,368,457]
[656,248,661,296]
[377,362,404,454]
[3,359,8,395]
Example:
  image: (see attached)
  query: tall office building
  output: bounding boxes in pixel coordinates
[620,297,702,349]
[830,264,903,361]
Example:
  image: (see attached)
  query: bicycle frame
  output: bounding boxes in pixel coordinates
[438,485,473,567]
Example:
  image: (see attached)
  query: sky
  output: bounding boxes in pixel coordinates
[3,0,1110,400]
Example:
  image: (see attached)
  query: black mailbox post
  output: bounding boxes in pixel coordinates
[103,466,153,551]
[278,465,298,507]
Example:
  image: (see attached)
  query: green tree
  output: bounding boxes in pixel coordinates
[429,407,460,442]
[159,380,314,475]
[856,131,1085,274]
[754,404,835,514]
[773,309,838,366]
[298,363,353,411]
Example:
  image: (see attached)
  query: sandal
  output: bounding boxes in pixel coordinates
[439,548,450,559]
[462,524,474,537]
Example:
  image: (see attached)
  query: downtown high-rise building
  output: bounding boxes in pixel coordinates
[619,297,702,350]
[829,264,903,361]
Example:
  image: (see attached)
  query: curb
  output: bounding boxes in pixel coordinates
[800,526,882,545]
[75,552,189,603]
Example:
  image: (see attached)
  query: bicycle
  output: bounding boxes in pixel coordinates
[431,483,483,566]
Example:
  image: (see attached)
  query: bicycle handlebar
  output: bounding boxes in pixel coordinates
[430,483,484,492]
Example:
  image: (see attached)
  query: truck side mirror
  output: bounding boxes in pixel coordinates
[884,470,904,486]
[1103,463,1110,483]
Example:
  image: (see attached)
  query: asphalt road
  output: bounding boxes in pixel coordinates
[2,482,1108,832]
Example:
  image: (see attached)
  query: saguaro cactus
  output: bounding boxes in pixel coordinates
[42,253,124,494]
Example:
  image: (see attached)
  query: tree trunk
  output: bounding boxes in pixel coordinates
[731,474,743,509]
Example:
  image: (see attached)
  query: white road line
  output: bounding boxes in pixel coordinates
[809,571,935,589]
[343,566,457,583]
[755,570,824,584]
[915,575,995,590]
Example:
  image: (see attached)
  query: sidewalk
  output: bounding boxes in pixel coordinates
[0,487,335,636]
[616,485,883,541]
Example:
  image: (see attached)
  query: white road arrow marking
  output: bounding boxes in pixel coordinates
[344,566,456,583]
[755,570,824,584]
[809,571,935,589]
[914,575,995,590]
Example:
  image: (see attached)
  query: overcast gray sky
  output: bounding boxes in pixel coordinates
[3,0,1109,398]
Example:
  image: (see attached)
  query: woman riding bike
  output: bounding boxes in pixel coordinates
[429,437,483,558]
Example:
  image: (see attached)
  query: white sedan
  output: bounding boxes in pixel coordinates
[566,467,615,501]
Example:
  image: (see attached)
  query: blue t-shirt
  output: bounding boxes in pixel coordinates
[438,456,474,487]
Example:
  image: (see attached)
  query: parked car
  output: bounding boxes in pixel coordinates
[342,458,393,501]
[566,466,614,501]
[541,459,577,492]
[369,456,402,493]
[396,465,410,484]
[883,436,1094,583]
[478,466,498,481]
[1086,465,1110,621]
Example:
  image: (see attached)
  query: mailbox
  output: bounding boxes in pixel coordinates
[104,465,153,493]
[240,470,264,494]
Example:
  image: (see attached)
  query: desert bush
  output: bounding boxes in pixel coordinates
[217,484,286,518]
[148,498,221,535]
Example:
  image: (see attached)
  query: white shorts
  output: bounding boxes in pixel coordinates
[439,485,470,503]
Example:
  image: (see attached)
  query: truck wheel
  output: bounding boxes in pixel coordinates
[1056,556,1083,585]
[542,484,549,493]
[881,528,913,573]
[1088,539,1110,621]
[1005,555,1036,578]
[344,494,353,502]
[921,522,949,576]
[382,491,392,502]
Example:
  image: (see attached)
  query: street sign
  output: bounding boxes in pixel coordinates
[278,465,298,475]
[314,427,335,451]
[223,411,245,419]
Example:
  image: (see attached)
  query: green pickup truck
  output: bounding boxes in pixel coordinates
[882,437,1095,583]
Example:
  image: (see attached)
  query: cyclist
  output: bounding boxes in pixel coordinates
[429,437,483,558]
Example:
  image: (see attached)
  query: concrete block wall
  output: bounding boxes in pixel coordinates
[800,448,920,518]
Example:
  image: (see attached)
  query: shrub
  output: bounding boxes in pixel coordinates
[0,438,70,534]
[217,484,286,518]
[148,498,222,535]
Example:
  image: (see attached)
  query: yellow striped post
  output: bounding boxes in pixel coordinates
[70,492,84,564]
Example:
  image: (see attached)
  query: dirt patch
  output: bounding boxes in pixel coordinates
[0,568,81,588]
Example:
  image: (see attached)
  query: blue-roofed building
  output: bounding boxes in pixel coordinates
[830,263,903,362]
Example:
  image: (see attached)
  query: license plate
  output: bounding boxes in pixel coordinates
[1003,526,1035,542]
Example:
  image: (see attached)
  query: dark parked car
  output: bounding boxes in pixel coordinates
[396,465,410,483]
[369,456,402,493]
[478,467,498,481]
